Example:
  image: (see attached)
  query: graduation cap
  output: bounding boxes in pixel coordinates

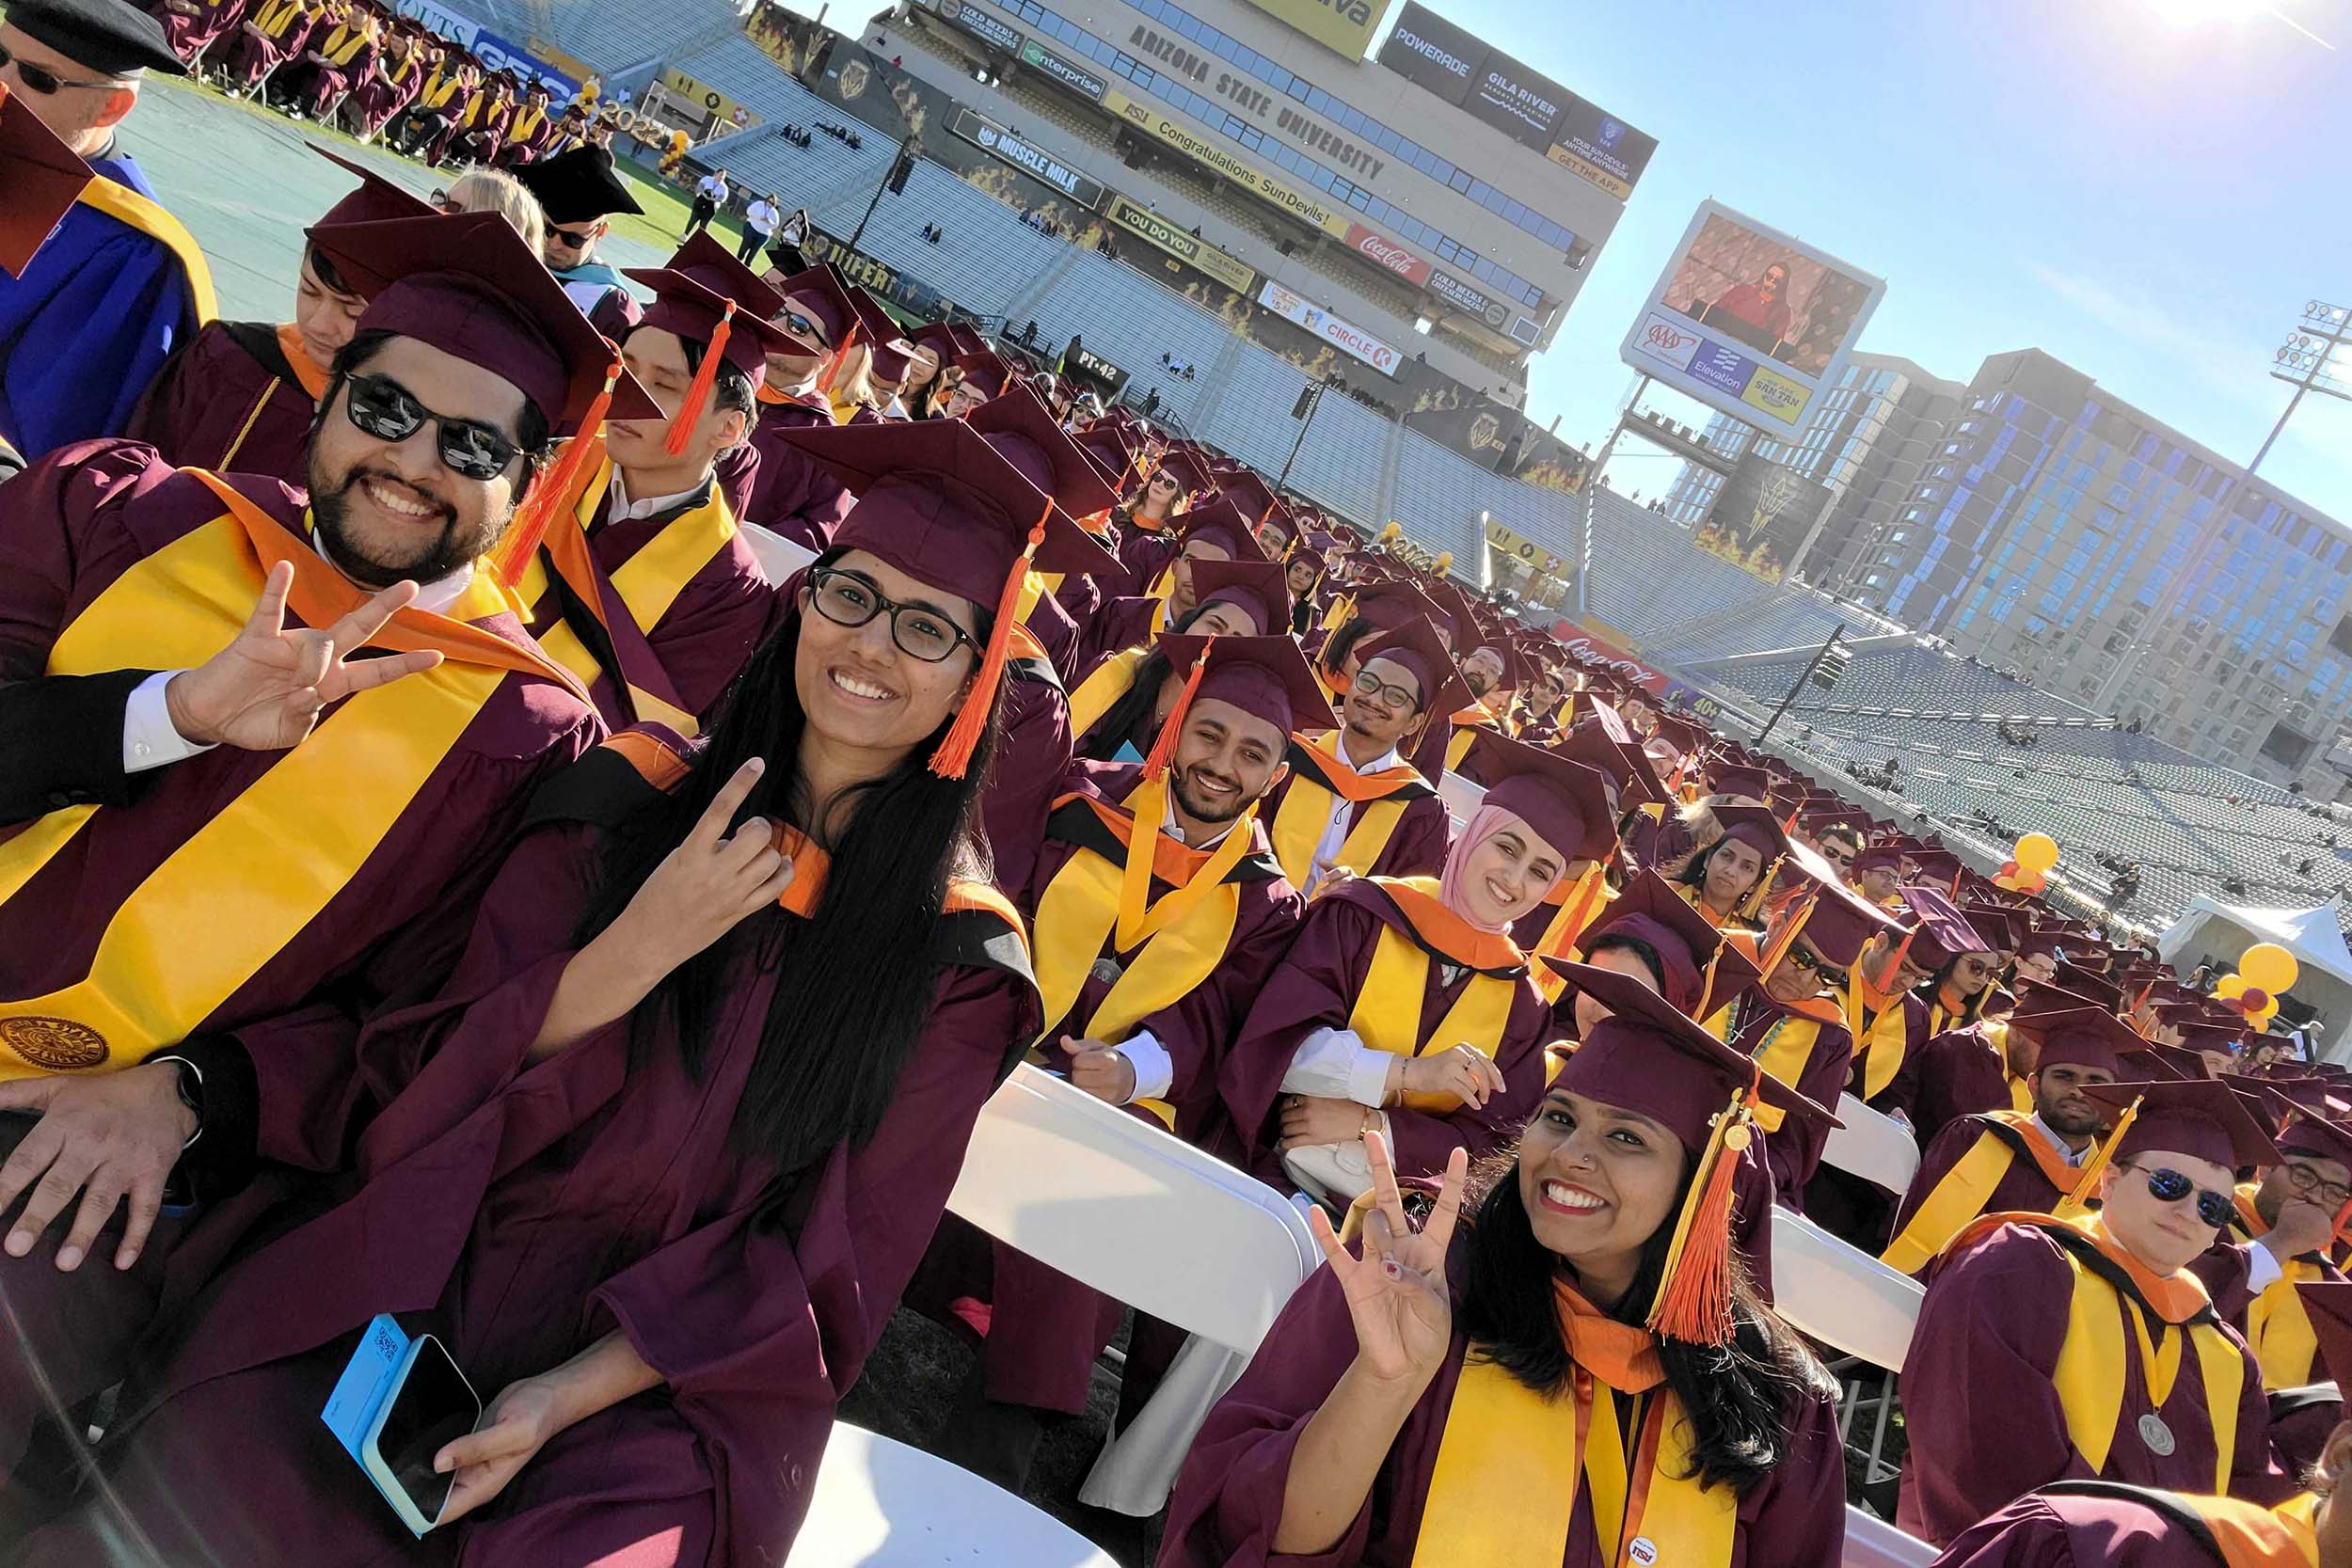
[1072,424,1138,491]
[1145,633,1329,769]
[2293,1280,2352,1389]
[770,264,861,350]
[1558,708,1669,811]
[1344,580,1452,640]
[1708,804,1791,867]
[1545,957,1837,1345]
[1455,731,1619,865]
[623,264,799,453]
[2016,927,2069,963]
[2076,1078,2280,1172]
[514,144,643,225]
[1175,495,1278,565]
[1800,807,1871,846]
[910,320,981,361]
[1707,764,1772,804]
[955,349,1013,399]
[1851,843,1907,878]
[2269,1110,2352,1171]
[307,145,434,233]
[1963,901,2028,955]
[1349,617,1468,723]
[843,285,914,381]
[1766,844,1908,972]
[2053,960,2126,1009]
[781,418,1122,776]
[967,383,1120,524]
[1153,447,1214,496]
[9,0,184,74]
[1893,883,1992,972]
[1565,869,1760,1021]
[0,83,93,278]
[1180,559,1290,636]
[2006,997,2147,1077]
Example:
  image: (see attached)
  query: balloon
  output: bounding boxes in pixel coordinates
[2238,987,2270,1014]
[2257,996,2280,1022]
[2216,974,2248,1000]
[2013,832,2060,873]
[2241,942,2299,995]
[2254,1016,2271,1033]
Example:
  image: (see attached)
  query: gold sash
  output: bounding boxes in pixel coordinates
[2245,1259,2326,1387]
[1068,645,1148,743]
[1747,1011,1824,1135]
[1267,767,1411,893]
[73,179,218,325]
[1875,1113,2096,1276]
[0,482,538,1076]
[2053,1241,2244,1489]
[1346,920,1517,1114]
[1857,997,1913,1101]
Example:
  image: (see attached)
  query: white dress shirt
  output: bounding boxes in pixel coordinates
[1308,738,1404,892]
[604,469,712,526]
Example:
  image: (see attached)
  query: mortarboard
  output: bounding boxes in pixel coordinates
[1707,764,1772,803]
[1350,618,1467,722]
[1851,844,1906,877]
[1893,883,1991,972]
[2078,1078,2280,1171]
[307,145,433,233]
[1557,711,1670,811]
[1708,804,1791,866]
[1180,559,1290,636]
[1148,633,1329,748]
[2273,1113,2352,1170]
[955,349,1013,398]
[1073,425,1138,491]
[1455,732,1620,865]
[2294,1280,2352,1388]
[9,0,184,74]
[1176,495,1278,564]
[1565,869,1760,1021]
[967,383,1120,524]
[514,144,643,225]
[2006,993,2145,1076]
[1344,580,1451,639]
[0,83,93,277]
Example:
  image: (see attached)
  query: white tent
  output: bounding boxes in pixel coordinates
[2155,895,2352,1062]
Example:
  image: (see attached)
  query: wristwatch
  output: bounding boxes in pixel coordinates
[144,1053,206,1152]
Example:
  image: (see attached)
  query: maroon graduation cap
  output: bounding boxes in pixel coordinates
[1179,559,1290,637]
[1456,730,1620,865]
[770,263,861,350]
[0,84,94,278]
[1147,632,1331,766]
[2078,1078,2280,1171]
[1351,617,1469,726]
[307,144,435,231]
[1565,868,1761,1021]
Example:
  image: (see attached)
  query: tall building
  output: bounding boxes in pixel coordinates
[1848,348,2352,791]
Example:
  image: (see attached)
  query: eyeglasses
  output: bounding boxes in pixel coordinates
[2282,1160,2352,1210]
[2130,1164,2236,1228]
[0,40,119,93]
[1349,669,1420,713]
[1784,941,1849,989]
[429,192,464,215]
[776,309,830,349]
[549,225,598,248]
[804,568,975,663]
[342,373,522,482]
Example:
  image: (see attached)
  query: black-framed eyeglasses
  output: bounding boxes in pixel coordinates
[1349,668,1420,713]
[2282,1160,2352,1210]
[1784,940,1849,989]
[775,309,829,350]
[549,225,598,248]
[0,40,118,94]
[2130,1164,2236,1228]
[342,372,522,481]
[429,192,464,215]
[804,568,976,663]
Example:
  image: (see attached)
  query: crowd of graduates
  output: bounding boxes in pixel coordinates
[6,0,2352,1562]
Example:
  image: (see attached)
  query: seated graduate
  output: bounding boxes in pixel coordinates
[1670,803,1787,930]
[1882,991,2143,1275]
[1886,898,2016,1147]
[1068,559,1290,762]
[1844,884,1990,1128]
[1218,736,1619,1205]
[1102,444,1204,594]
[1162,967,1849,1568]
[1073,491,1280,681]
[1927,1278,2352,1568]
[1624,760,1770,873]
[1501,710,1674,968]
[2188,1101,2352,1397]
[1899,1080,2292,1545]
[6,418,1048,1566]
[1851,841,1907,908]
[1260,616,1462,896]
[1309,579,1453,700]
[732,262,859,552]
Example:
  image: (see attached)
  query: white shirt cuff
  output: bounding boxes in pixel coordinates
[123,671,215,775]
[2246,1239,2287,1294]
[1119,1031,1174,1103]
[1278,1027,1393,1108]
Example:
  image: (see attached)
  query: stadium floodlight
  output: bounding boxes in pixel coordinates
[2251,299,2352,473]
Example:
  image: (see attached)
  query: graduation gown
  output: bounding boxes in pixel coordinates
[2188,1235,2347,1476]
[124,319,323,486]
[1931,1483,2324,1568]
[1109,508,1176,596]
[553,258,643,346]
[347,43,428,134]
[1898,1215,2281,1545]
[158,0,246,59]
[1216,878,1551,1191]
[1910,1021,2017,1147]
[1729,990,1854,1208]
[0,149,206,460]
[740,391,851,552]
[15,752,1039,1568]
[1882,1111,2082,1275]
[1259,735,1450,895]
[1074,588,1170,683]
[978,634,1070,896]
[1160,1263,1848,1568]
[0,444,600,1475]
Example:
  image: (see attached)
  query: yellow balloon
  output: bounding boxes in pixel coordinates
[2253,1015,2271,1033]
[2215,974,2248,1000]
[2240,942,2299,995]
[2014,832,2060,873]
[2256,997,2280,1022]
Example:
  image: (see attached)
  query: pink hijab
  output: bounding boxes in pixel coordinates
[1440,802,1563,932]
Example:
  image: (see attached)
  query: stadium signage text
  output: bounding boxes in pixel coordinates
[1258,279,1400,375]
[1426,267,1509,329]
[938,0,1024,54]
[1018,40,1104,101]
[1127,24,1211,84]
[1236,0,1394,60]
[949,107,1105,207]
[1103,87,1352,237]
[1343,223,1429,286]
[1104,195,1260,293]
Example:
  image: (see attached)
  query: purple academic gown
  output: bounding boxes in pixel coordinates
[1931,1483,2314,1568]
[1110,512,1176,596]
[1256,756,1451,886]
[1215,879,1549,1191]
[1730,995,1854,1210]
[981,650,1070,897]
[347,52,427,135]
[741,395,851,553]
[0,442,601,1481]
[1885,1114,2074,1268]
[1909,1022,2015,1148]
[980,762,1304,1412]
[1160,1260,1849,1568]
[1074,592,1166,685]
[1898,1220,2281,1545]
[123,320,316,487]
[13,799,1039,1568]
[159,0,245,58]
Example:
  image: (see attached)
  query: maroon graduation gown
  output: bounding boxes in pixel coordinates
[981,651,1070,897]
[1898,1220,2281,1545]
[0,442,601,1474]
[1160,1262,1848,1567]
[1073,590,1165,684]
[1215,879,1550,1191]
[741,396,850,553]
[1910,1022,2015,1147]
[123,320,316,487]
[1931,1483,2321,1568]
[1886,1114,2077,1267]
[1110,511,1176,597]
[2188,1238,2348,1475]
[16,799,1039,1568]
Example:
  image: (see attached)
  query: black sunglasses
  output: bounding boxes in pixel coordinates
[775,309,830,349]
[2131,1164,2236,1228]
[1784,940,1849,988]
[342,373,522,482]
[804,568,975,663]
[0,40,117,94]
[549,224,598,248]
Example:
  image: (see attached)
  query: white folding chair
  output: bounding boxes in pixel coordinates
[1770,1205,1921,1371]
[1843,1503,1937,1568]
[742,520,818,584]
[1823,1094,1921,1194]
[790,1424,1119,1568]
[1437,770,1485,832]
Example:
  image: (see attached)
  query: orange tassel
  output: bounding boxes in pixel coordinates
[1143,648,1210,780]
[1649,1081,1756,1347]
[814,321,864,398]
[666,300,736,456]
[930,502,1051,780]
[492,362,616,587]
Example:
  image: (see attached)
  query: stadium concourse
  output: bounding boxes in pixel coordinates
[14,1,2352,1565]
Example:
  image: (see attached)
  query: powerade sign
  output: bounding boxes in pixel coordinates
[391,0,578,97]
[1376,2,1481,103]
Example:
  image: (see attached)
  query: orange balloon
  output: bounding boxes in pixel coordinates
[2241,942,2299,995]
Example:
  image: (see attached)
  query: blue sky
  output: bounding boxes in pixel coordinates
[1419,0,2352,516]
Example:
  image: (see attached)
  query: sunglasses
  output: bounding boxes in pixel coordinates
[804,568,975,663]
[549,225,598,248]
[2131,1164,2236,1228]
[0,40,118,94]
[1784,941,1849,988]
[776,309,830,349]
[342,373,522,481]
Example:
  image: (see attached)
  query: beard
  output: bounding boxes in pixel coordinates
[309,459,499,590]
[1172,763,1248,826]
[1463,668,1493,697]
[2039,1096,2104,1138]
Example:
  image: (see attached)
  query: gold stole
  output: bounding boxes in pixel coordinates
[1413,1357,1736,1568]
[514,452,729,735]
[72,180,218,325]
[2049,1233,2244,1490]
[1857,996,1912,1101]
[422,71,460,108]
[2179,1493,2320,1568]
[1068,645,1149,743]
[322,23,368,64]
[2245,1259,2326,1387]
[0,474,567,1078]
[1029,781,1257,1129]
[1444,722,1478,772]
[1265,740,1422,892]
[1747,1011,1825,1134]
[507,103,546,142]
[1347,923,1516,1112]
[1878,1111,2086,1275]
[254,0,304,36]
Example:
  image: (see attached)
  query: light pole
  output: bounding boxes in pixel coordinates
[1275,377,1327,492]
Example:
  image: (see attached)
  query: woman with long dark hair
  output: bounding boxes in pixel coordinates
[1668,806,1787,930]
[1069,562,1290,761]
[1163,965,1846,1567]
[8,422,1070,1568]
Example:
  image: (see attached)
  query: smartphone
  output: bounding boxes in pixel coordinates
[360,1334,481,1537]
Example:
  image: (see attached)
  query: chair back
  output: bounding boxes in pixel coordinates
[1770,1205,1923,1371]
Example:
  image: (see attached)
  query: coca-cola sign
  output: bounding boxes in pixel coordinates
[1551,623,1669,694]
[1343,222,1431,287]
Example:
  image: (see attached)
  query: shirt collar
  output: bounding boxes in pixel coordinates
[2029,1112,2090,1166]
[608,468,714,524]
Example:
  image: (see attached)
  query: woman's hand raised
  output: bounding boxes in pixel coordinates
[1303,1132,1469,1390]
[613,757,799,972]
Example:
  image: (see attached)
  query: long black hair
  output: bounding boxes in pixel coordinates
[575,557,996,1179]
[1582,932,1665,994]
[1317,614,1379,683]
[1077,600,1221,760]
[1456,1152,1832,1496]
[1670,835,1755,904]
[1923,956,1988,1027]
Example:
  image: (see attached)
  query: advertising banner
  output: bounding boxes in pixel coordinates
[947,107,1105,207]
[1342,222,1430,287]
[1375,2,1481,105]
[803,227,954,319]
[392,0,576,96]
[1235,0,1395,59]
[653,68,759,136]
[1404,385,1590,494]
[1102,87,1353,237]
[1553,621,1671,695]
[1694,451,1835,583]
[1619,199,1885,433]
[1104,196,1258,294]
[1466,55,1567,152]
[1425,266,1509,330]
[1257,279,1400,376]
[1546,102,1657,201]
[1018,38,1105,100]
[935,0,1025,54]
